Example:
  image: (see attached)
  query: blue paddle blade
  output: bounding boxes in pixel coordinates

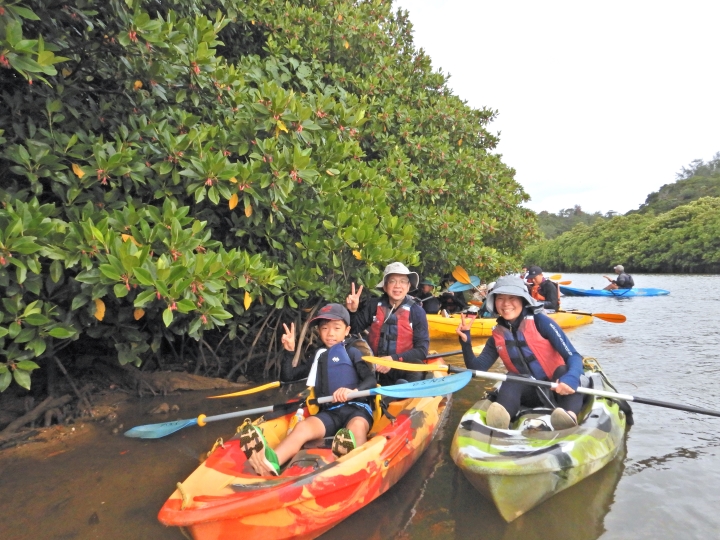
[448,276,480,292]
[373,371,472,398]
[124,417,199,439]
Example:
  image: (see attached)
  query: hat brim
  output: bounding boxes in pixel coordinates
[376,272,419,289]
[486,283,538,315]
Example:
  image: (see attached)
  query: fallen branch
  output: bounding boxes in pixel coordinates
[0,394,72,437]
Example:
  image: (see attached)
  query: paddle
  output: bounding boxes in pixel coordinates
[209,379,309,399]
[209,351,467,399]
[124,371,472,439]
[558,309,626,324]
[452,266,484,295]
[556,280,572,285]
[363,356,720,418]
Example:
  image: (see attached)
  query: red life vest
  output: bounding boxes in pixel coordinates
[492,316,565,378]
[367,297,415,359]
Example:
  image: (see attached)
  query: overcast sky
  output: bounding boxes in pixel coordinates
[394,1,720,214]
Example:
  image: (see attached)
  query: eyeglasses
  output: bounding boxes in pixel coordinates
[387,278,410,286]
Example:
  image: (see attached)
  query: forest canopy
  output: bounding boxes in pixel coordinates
[0,0,537,392]
[527,154,720,273]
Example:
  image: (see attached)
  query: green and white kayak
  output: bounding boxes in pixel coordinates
[450,358,628,522]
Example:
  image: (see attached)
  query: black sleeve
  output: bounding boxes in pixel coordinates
[542,281,559,311]
[348,347,378,391]
[349,297,378,335]
[280,349,313,382]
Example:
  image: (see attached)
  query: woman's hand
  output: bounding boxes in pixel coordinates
[281,322,296,352]
[554,380,575,396]
[345,282,363,313]
[332,387,355,402]
[455,314,472,343]
[375,356,393,374]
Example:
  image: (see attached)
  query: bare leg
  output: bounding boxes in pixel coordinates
[345,416,370,446]
[274,416,326,465]
[603,283,618,291]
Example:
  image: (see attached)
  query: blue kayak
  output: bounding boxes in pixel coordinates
[560,286,670,297]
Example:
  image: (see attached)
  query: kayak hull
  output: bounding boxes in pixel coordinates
[427,311,593,339]
[158,369,451,540]
[560,286,669,297]
[450,359,627,522]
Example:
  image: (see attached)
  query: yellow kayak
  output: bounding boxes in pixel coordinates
[427,311,593,339]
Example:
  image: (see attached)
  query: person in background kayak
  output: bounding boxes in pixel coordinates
[345,262,430,384]
[438,274,469,314]
[603,265,635,290]
[454,275,583,431]
[240,303,376,476]
[526,266,559,311]
[414,279,442,314]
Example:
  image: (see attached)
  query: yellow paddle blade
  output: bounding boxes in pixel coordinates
[452,265,472,285]
[549,274,562,280]
[362,356,449,372]
[208,381,281,399]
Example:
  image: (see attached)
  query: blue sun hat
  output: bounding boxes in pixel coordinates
[485,275,539,315]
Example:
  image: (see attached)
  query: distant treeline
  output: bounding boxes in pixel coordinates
[527,154,720,273]
[536,206,613,239]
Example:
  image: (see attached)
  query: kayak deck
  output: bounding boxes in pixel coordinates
[450,358,627,522]
[158,370,451,539]
[560,286,670,297]
[427,311,593,339]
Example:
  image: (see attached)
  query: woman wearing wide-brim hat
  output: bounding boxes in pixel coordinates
[455,275,584,431]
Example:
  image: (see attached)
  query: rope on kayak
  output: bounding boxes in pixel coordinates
[176,482,190,510]
[207,437,225,457]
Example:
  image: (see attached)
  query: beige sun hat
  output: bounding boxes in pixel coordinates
[375,262,419,289]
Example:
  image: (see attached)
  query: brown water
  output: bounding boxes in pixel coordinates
[2,274,719,539]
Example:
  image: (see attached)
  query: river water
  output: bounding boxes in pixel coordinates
[1,274,719,539]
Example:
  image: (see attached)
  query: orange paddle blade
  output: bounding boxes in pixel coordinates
[592,313,626,323]
[557,280,572,285]
[452,265,472,285]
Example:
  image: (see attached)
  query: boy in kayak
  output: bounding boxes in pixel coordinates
[239,303,376,476]
[345,262,430,384]
[455,275,583,431]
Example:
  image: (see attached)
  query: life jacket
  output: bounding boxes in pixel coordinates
[492,315,565,379]
[316,342,361,398]
[367,297,415,358]
[531,282,546,302]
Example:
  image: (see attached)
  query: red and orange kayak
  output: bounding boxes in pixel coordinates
[158,365,451,539]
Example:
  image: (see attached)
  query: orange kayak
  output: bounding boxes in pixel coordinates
[158,366,452,539]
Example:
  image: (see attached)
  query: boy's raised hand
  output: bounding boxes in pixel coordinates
[345,282,363,313]
[281,322,296,352]
[455,314,472,343]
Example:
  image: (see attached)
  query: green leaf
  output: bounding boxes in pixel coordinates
[134,289,157,307]
[162,308,174,327]
[16,360,40,371]
[99,264,122,281]
[0,371,11,392]
[48,327,76,339]
[13,369,32,390]
[114,283,130,298]
[133,268,155,286]
[50,260,63,283]
[24,313,51,326]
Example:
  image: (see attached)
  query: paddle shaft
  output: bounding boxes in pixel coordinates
[362,356,720,418]
[558,309,626,323]
[202,391,372,425]
[446,366,720,418]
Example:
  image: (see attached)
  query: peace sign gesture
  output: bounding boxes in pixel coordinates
[455,314,473,343]
[345,282,363,313]
[281,322,296,352]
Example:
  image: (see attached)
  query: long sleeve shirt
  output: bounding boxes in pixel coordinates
[459,310,583,390]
